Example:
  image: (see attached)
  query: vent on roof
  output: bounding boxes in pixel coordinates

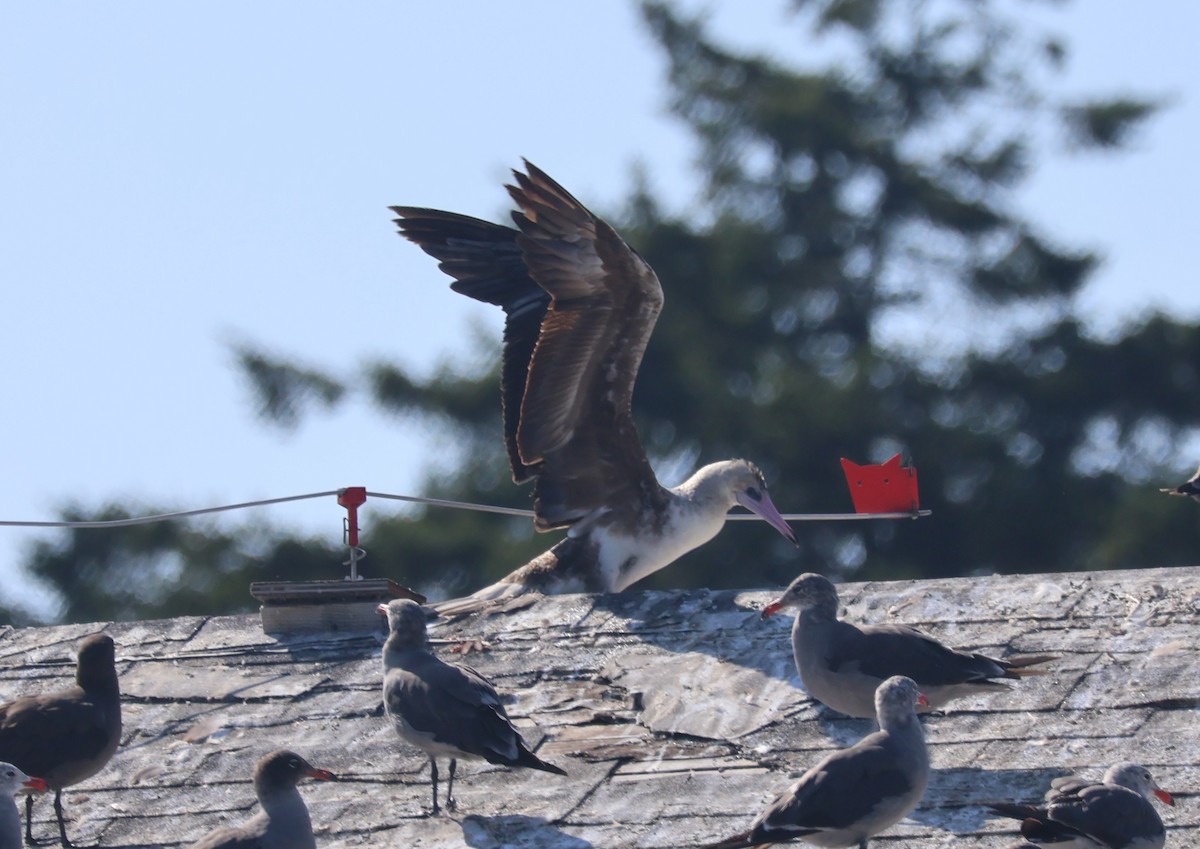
[250,578,426,635]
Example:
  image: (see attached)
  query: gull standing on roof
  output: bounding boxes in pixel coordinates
[761,573,1055,719]
[705,676,929,849]
[186,749,335,849]
[0,634,121,847]
[378,599,567,814]
[1160,462,1200,502]
[392,161,797,616]
[0,763,47,849]
[989,762,1174,848]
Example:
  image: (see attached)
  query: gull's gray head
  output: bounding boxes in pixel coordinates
[254,749,335,796]
[874,675,928,720]
[0,762,47,796]
[378,599,430,650]
[760,572,839,620]
[1105,763,1174,806]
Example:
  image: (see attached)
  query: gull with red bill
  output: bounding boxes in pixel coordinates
[703,676,930,849]
[989,763,1174,849]
[1,763,47,849]
[761,572,1055,718]
[185,750,335,849]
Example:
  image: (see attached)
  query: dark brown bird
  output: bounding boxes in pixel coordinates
[392,162,796,616]
[0,762,48,849]
[185,750,335,849]
[0,634,121,847]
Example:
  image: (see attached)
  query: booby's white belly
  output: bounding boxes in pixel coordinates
[597,505,726,592]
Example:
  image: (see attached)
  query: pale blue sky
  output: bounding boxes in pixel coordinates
[3,3,1197,619]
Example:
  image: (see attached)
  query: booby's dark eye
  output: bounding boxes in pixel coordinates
[745,486,762,501]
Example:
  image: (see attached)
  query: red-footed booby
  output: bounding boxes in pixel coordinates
[392,162,796,615]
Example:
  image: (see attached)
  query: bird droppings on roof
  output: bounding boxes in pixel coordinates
[0,565,1196,848]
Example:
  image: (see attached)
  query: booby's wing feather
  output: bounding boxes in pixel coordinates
[505,161,666,529]
[391,207,549,484]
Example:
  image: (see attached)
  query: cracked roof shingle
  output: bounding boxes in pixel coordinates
[0,564,1195,848]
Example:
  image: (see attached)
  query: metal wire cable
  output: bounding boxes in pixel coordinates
[365,492,929,522]
[0,488,929,529]
[0,491,341,529]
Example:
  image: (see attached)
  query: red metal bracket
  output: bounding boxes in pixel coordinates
[337,486,368,547]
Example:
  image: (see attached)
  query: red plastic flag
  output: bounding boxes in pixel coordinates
[840,455,920,514]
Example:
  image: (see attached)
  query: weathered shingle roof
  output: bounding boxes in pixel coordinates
[1,565,1196,848]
